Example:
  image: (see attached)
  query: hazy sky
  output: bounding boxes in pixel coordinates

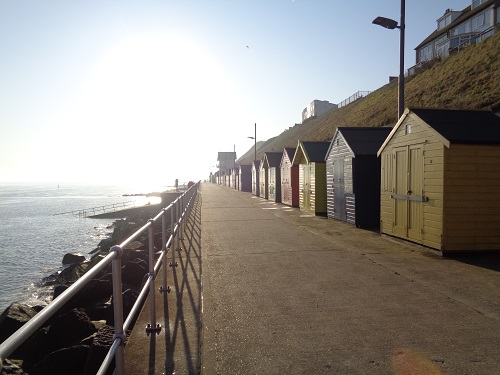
[0,0,471,185]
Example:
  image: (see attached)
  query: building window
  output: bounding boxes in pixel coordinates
[472,0,487,9]
[438,14,451,30]
[419,43,434,62]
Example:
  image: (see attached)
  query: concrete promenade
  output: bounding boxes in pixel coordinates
[123,182,500,374]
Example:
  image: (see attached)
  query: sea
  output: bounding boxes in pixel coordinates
[0,182,169,313]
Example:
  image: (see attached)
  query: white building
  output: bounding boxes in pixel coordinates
[302,100,337,122]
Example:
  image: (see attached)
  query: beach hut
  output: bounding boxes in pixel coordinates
[251,160,260,196]
[259,158,268,199]
[326,127,392,230]
[239,164,252,192]
[263,152,283,203]
[378,108,500,253]
[280,147,299,207]
[292,141,330,215]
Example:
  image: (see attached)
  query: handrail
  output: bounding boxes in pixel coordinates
[0,181,201,374]
[337,91,372,109]
[54,200,138,217]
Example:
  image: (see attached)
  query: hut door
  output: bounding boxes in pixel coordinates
[302,164,311,210]
[393,147,408,237]
[393,145,424,240]
[333,158,346,220]
[407,145,424,241]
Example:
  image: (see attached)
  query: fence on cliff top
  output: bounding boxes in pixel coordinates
[0,181,201,375]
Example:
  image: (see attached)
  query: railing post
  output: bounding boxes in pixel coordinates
[146,220,161,335]
[180,194,185,240]
[170,199,178,268]
[110,245,125,375]
[160,209,170,295]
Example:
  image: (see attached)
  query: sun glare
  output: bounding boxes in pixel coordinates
[30,32,237,184]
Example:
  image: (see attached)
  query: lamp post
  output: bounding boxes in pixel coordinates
[373,0,405,119]
[247,122,257,161]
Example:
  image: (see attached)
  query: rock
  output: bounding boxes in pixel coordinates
[29,345,89,375]
[121,259,147,286]
[0,359,24,374]
[0,303,38,343]
[122,249,147,263]
[54,279,113,311]
[62,252,86,265]
[123,240,144,251]
[47,308,97,349]
[83,325,127,375]
[54,263,89,286]
[107,288,138,326]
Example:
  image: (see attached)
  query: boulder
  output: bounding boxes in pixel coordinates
[47,308,97,349]
[62,252,86,265]
[0,359,24,374]
[54,279,113,311]
[121,259,147,286]
[29,345,89,375]
[83,325,119,375]
[53,263,89,286]
[0,303,38,343]
[107,288,138,326]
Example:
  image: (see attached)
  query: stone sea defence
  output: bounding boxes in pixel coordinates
[0,192,181,374]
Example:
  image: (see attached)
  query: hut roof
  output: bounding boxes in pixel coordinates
[333,127,392,156]
[264,152,283,168]
[284,147,296,162]
[411,108,500,144]
[294,141,330,164]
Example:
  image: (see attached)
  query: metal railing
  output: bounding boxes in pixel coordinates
[337,91,372,109]
[0,181,200,374]
[54,200,138,217]
[407,27,496,76]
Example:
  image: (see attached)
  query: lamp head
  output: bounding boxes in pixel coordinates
[372,16,399,29]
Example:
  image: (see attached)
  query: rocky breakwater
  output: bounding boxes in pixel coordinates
[0,212,169,375]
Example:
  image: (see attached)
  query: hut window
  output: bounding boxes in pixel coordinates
[336,139,340,146]
[405,124,411,135]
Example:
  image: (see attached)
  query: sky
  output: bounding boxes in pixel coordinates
[0,0,472,186]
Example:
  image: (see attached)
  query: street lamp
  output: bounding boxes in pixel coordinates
[247,122,257,161]
[373,0,405,119]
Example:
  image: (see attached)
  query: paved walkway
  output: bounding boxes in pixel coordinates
[124,182,500,374]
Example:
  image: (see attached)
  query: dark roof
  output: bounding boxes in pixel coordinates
[264,152,283,168]
[410,108,500,143]
[284,147,296,162]
[415,1,494,50]
[301,141,330,162]
[336,127,392,156]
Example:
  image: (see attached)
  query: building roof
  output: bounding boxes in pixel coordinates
[331,127,392,156]
[415,1,494,50]
[294,141,330,164]
[284,147,296,161]
[411,107,500,143]
[264,152,283,168]
[378,107,500,155]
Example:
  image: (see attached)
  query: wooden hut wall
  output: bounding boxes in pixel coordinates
[280,149,299,207]
[311,162,327,215]
[442,144,500,251]
[380,112,444,249]
[268,167,281,203]
[259,162,268,199]
[326,134,355,223]
[251,162,260,196]
[353,156,384,229]
[239,165,252,192]
[299,164,310,211]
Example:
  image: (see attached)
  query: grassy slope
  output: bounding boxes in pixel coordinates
[237,32,500,164]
